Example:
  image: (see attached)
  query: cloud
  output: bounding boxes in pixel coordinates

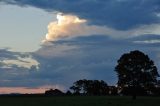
[0,49,39,69]
[0,49,41,88]
[34,35,160,88]
[0,49,66,89]
[129,34,160,46]
[3,0,160,40]
[1,56,39,69]
[43,13,86,42]
[1,0,160,30]
[41,13,160,43]
[134,40,160,44]
[0,35,160,91]
[42,13,128,42]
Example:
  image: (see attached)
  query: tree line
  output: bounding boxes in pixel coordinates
[45,50,160,99]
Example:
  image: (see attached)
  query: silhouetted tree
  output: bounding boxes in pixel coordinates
[70,85,81,95]
[66,90,72,95]
[115,50,159,99]
[108,86,118,95]
[45,89,64,96]
[120,86,147,96]
[151,80,160,96]
[70,79,109,95]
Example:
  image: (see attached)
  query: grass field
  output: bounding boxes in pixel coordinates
[0,96,160,106]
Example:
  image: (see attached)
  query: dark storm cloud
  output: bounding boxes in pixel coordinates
[32,35,160,87]
[0,48,21,60]
[0,49,39,87]
[131,34,160,47]
[1,0,160,30]
[0,35,160,88]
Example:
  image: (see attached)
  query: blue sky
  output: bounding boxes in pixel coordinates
[0,4,53,52]
[0,0,160,93]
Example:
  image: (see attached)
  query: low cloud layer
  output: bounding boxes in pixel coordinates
[0,35,160,90]
[35,35,160,88]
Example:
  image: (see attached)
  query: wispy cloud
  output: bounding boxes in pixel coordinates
[1,56,39,69]
[0,49,39,69]
[134,40,160,44]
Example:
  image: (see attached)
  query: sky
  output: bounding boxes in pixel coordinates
[0,0,160,94]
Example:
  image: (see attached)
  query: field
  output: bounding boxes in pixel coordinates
[0,96,160,106]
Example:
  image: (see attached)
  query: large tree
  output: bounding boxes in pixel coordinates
[115,50,159,99]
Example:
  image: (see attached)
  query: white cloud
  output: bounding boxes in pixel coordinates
[42,13,128,42]
[42,13,160,43]
[134,39,160,44]
[0,56,39,69]
[43,13,87,42]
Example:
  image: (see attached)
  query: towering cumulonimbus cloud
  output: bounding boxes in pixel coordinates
[44,13,86,41]
[43,13,124,42]
[43,13,160,42]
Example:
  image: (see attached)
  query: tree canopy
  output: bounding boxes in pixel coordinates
[70,79,109,95]
[115,50,159,98]
[115,50,159,87]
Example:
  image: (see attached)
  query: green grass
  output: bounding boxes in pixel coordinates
[0,96,160,106]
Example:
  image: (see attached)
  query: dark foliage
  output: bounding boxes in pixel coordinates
[115,50,159,99]
[65,90,72,95]
[108,86,118,95]
[120,86,147,96]
[70,79,109,95]
[45,89,64,96]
